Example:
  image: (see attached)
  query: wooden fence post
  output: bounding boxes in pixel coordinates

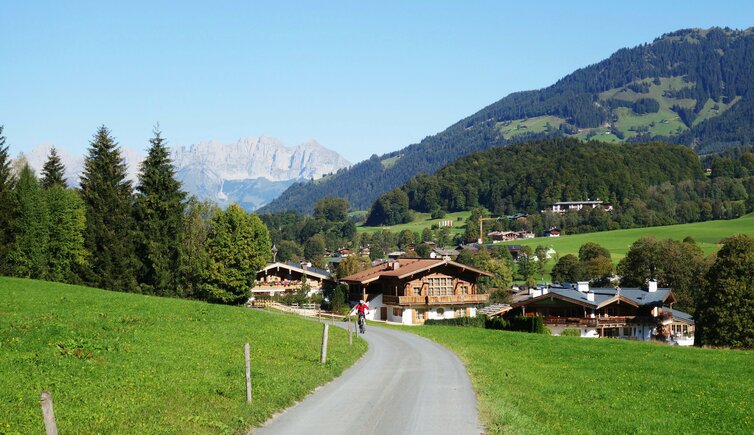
[320,323,329,363]
[244,343,252,404]
[40,391,58,435]
[347,316,353,345]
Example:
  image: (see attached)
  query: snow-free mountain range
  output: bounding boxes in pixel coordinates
[24,136,350,211]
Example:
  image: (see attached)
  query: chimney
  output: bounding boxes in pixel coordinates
[391,261,400,271]
[577,281,590,293]
[586,292,595,302]
[648,279,657,293]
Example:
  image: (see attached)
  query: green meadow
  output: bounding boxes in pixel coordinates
[500,213,754,264]
[402,325,754,434]
[0,278,366,434]
[357,210,471,235]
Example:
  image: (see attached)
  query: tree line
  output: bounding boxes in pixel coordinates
[0,126,271,305]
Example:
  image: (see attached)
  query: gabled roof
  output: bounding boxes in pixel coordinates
[258,261,333,281]
[667,307,695,325]
[512,285,674,309]
[340,258,492,285]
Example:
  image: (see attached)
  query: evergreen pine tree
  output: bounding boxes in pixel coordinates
[8,164,49,278]
[0,126,17,274]
[134,127,186,295]
[79,126,139,292]
[45,185,88,283]
[41,147,67,188]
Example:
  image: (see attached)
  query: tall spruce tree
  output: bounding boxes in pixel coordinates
[41,147,67,189]
[134,127,186,295]
[8,164,49,278]
[0,126,17,274]
[45,185,88,283]
[79,126,138,292]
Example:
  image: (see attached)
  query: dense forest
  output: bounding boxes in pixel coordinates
[367,138,754,237]
[261,27,754,214]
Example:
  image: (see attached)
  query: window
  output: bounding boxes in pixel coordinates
[393,308,403,317]
[416,309,425,321]
[623,327,631,336]
[461,285,469,295]
[436,308,445,316]
[412,286,421,296]
[455,308,465,317]
[428,277,453,296]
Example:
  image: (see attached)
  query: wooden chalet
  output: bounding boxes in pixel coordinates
[509,281,694,344]
[254,261,335,297]
[340,258,491,325]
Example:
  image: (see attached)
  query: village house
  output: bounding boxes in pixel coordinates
[253,261,335,298]
[487,230,535,242]
[549,200,613,214]
[507,281,694,345]
[340,258,491,325]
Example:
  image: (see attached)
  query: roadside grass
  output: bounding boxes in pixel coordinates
[357,210,470,235]
[393,325,754,434]
[498,212,754,265]
[0,277,366,434]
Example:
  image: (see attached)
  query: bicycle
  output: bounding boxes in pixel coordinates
[358,315,366,334]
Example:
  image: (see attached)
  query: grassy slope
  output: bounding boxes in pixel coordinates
[401,326,754,434]
[357,210,471,235]
[495,77,740,142]
[499,213,754,264]
[0,278,366,434]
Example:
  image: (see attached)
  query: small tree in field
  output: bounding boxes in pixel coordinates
[202,204,271,304]
[695,235,754,349]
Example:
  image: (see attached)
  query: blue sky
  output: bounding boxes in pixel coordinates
[2,1,753,162]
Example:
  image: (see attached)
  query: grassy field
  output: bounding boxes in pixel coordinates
[0,278,366,434]
[357,210,471,235]
[400,325,754,434]
[496,116,565,140]
[499,213,754,264]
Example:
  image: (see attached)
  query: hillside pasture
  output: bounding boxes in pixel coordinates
[402,325,754,434]
[357,210,471,235]
[0,278,366,433]
[499,213,754,263]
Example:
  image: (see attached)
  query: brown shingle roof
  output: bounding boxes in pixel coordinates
[340,258,491,285]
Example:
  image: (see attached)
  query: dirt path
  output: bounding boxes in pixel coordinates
[253,323,482,435]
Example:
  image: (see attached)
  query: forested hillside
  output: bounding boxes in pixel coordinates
[261,27,754,214]
[382,139,704,216]
[367,138,754,239]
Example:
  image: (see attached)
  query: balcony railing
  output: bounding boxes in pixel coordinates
[382,294,489,306]
[542,315,644,327]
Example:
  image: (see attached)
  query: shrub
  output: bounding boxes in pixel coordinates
[507,315,548,334]
[424,316,485,328]
[561,328,581,337]
[484,317,510,330]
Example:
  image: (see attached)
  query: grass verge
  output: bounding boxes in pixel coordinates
[393,325,754,434]
[0,277,366,434]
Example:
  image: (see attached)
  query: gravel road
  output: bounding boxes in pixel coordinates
[253,323,482,435]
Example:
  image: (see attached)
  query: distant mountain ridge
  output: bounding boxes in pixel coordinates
[172,136,350,210]
[24,136,350,211]
[259,26,754,214]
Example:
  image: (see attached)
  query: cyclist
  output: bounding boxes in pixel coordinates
[355,300,369,333]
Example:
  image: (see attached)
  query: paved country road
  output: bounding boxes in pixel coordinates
[253,323,482,435]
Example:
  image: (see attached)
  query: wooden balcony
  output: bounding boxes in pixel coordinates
[383,294,489,306]
[542,315,642,328]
